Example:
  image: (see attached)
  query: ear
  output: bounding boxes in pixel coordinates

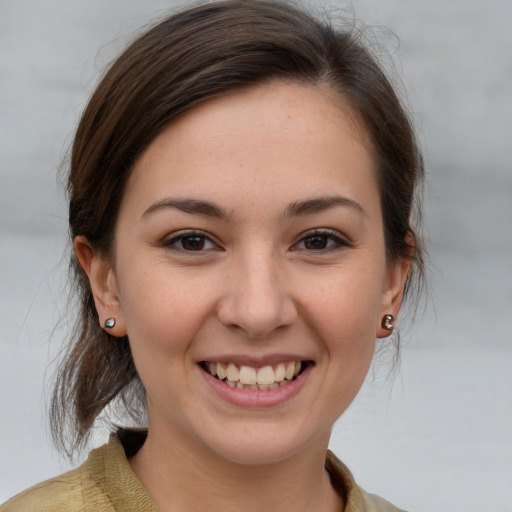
[376,252,412,339]
[74,236,127,337]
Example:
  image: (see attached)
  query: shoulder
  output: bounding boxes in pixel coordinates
[1,431,155,512]
[0,443,111,512]
[0,467,87,512]
[360,491,408,512]
[325,450,408,512]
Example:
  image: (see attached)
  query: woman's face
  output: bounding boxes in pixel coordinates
[85,81,408,465]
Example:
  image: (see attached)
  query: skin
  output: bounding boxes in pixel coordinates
[76,81,410,512]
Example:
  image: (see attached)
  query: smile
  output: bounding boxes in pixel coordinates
[200,361,307,391]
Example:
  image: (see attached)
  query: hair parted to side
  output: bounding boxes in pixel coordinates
[52,0,426,455]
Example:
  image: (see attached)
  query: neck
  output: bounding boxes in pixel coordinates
[129,427,343,512]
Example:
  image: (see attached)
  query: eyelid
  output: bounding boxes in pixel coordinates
[163,229,221,251]
[292,228,351,252]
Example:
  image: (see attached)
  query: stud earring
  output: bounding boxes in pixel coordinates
[381,314,395,330]
[104,318,116,329]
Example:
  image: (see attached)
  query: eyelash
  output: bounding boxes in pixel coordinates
[163,230,218,252]
[163,229,349,254]
[293,229,350,253]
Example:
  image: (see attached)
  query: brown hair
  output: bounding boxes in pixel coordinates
[52,0,425,454]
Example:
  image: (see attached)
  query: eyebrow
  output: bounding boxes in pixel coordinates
[141,198,231,221]
[141,195,366,222]
[284,196,367,218]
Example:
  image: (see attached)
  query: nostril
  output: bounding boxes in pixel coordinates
[216,292,298,339]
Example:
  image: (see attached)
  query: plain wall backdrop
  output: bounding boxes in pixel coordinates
[1,1,511,510]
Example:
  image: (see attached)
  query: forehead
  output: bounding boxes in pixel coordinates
[123,81,379,220]
[139,81,371,166]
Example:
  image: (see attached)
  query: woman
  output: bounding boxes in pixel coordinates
[1,1,424,511]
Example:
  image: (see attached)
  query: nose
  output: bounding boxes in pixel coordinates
[216,249,297,338]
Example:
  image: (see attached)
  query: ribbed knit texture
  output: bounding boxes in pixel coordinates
[1,433,407,511]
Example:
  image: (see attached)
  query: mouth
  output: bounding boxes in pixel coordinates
[199,360,310,391]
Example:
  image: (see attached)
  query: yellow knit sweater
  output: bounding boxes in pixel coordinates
[1,431,406,512]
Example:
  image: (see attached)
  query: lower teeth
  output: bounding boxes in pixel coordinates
[223,379,291,390]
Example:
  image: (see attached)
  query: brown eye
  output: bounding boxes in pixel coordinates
[165,231,217,252]
[181,236,206,251]
[295,230,348,252]
[304,234,329,250]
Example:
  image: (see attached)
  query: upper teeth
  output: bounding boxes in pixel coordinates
[206,361,301,386]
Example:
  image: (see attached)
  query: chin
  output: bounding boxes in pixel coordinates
[213,442,299,466]
[199,422,326,467]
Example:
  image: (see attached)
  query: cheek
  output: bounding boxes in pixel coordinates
[305,264,384,338]
[313,291,378,367]
[311,282,380,399]
[116,260,217,363]
[117,271,216,411]
[301,263,384,386]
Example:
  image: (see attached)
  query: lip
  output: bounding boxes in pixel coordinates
[198,360,312,408]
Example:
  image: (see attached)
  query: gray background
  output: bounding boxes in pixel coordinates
[1,1,511,510]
